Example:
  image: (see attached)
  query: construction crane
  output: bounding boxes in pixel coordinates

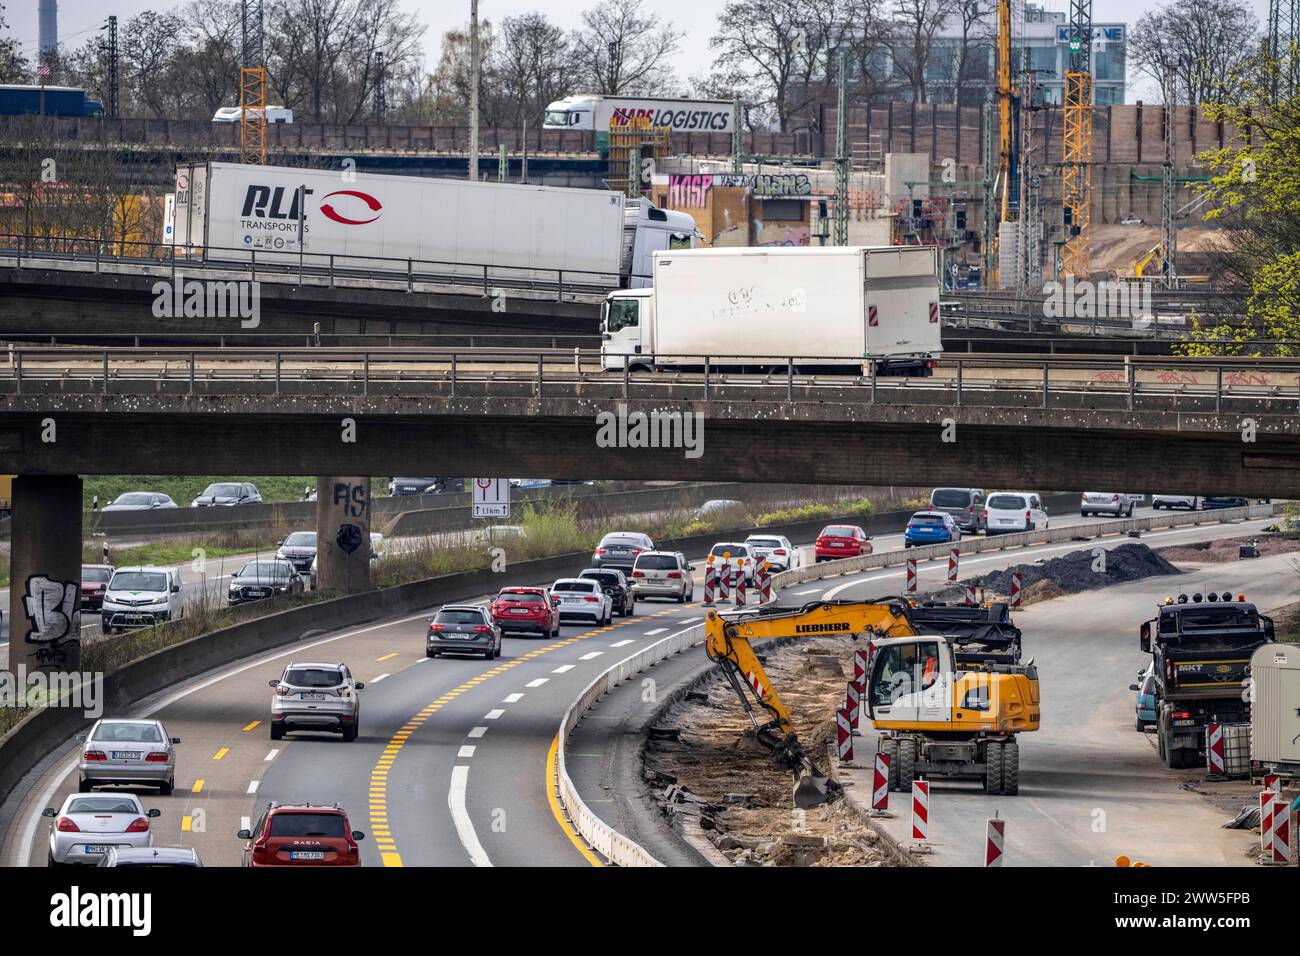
[996,0,1014,229]
[704,598,1040,807]
[239,0,267,166]
[1061,0,1093,277]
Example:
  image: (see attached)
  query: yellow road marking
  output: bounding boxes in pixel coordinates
[376,652,398,662]
[191,779,204,793]
[242,720,261,732]
[545,733,602,867]
[212,748,229,760]
[181,815,193,832]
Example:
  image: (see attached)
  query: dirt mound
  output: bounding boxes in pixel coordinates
[1157,533,1300,565]
[930,543,1180,605]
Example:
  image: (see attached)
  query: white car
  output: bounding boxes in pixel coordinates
[744,535,800,572]
[984,492,1049,535]
[1152,494,1200,510]
[212,105,293,123]
[698,499,743,517]
[549,578,613,625]
[101,491,178,512]
[44,793,160,867]
[101,566,183,633]
[1080,492,1135,517]
[709,542,756,580]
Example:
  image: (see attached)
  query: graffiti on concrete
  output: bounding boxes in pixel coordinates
[667,172,816,209]
[667,174,714,208]
[23,573,80,667]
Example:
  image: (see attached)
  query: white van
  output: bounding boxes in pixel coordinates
[212,105,294,124]
[101,566,183,633]
[984,492,1049,536]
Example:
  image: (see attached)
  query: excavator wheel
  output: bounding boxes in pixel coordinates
[1001,741,1020,795]
[984,741,1005,795]
[896,738,916,792]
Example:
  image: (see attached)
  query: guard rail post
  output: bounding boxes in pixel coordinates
[102,352,109,395]
[274,352,281,396]
[407,258,413,293]
[1042,361,1049,409]
[251,249,257,282]
[787,358,794,401]
[14,350,21,394]
[482,264,489,298]
[1215,366,1223,415]
[536,354,544,399]
[703,357,710,400]
[1127,359,1136,410]
[169,242,176,285]
[363,353,370,396]
[329,255,335,289]
[188,353,195,396]
[622,360,629,400]
[870,361,877,402]
[95,239,101,275]
[556,270,564,303]
[449,353,457,397]
[956,359,963,406]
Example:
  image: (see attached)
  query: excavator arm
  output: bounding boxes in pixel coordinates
[703,599,920,807]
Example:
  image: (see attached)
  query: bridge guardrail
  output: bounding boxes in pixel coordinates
[769,503,1278,593]
[555,622,706,867]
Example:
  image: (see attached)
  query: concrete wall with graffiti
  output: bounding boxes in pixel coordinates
[658,173,816,248]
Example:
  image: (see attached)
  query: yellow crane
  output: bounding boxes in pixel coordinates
[705,599,1040,806]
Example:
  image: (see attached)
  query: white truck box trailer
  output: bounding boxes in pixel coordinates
[1249,642,1300,779]
[599,245,942,375]
[543,94,734,157]
[170,161,695,288]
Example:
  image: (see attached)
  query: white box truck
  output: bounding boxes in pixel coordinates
[1249,642,1300,780]
[542,94,734,156]
[600,246,942,375]
[170,161,696,288]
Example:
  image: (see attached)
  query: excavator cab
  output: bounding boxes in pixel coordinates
[866,636,955,729]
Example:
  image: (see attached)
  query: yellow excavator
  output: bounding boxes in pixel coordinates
[705,598,1041,807]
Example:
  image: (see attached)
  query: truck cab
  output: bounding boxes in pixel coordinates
[543,95,598,130]
[601,289,653,370]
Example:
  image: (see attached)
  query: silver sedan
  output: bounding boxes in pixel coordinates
[78,718,180,794]
[44,793,160,867]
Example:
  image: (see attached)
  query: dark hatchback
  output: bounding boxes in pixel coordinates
[427,605,503,659]
[228,560,304,605]
[578,568,634,617]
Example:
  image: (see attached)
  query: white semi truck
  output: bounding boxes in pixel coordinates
[542,94,735,156]
[170,161,696,288]
[600,246,943,375]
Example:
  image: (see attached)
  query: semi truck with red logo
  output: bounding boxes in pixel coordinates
[599,245,943,376]
[170,161,696,289]
[542,95,735,156]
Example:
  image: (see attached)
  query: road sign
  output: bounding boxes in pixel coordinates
[472,477,509,518]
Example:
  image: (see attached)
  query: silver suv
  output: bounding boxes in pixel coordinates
[268,662,364,742]
[630,551,694,603]
[592,532,655,574]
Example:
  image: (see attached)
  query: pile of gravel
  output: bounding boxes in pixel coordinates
[931,543,1181,603]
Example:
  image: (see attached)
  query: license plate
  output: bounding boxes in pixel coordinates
[828,542,843,547]
[1173,719,1196,727]
[85,844,109,854]
[563,597,583,603]
[290,850,325,860]
[300,693,326,701]
[111,751,141,760]
[127,614,146,622]
[509,608,529,614]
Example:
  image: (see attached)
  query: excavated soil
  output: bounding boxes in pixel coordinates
[644,635,893,866]
[1156,534,1300,565]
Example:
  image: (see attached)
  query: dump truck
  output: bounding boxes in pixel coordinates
[704,598,1038,806]
[600,245,943,376]
[1140,592,1274,769]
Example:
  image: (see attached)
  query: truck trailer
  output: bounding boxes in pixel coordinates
[0,84,104,117]
[1248,641,1300,781]
[542,94,734,156]
[1140,593,1274,769]
[599,245,943,375]
[171,161,696,289]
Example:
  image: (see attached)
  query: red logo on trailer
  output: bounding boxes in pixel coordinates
[319,190,383,225]
[929,301,939,323]
[868,304,878,327]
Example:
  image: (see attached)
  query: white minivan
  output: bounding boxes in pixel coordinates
[101,566,183,633]
[984,492,1049,535]
[212,105,294,123]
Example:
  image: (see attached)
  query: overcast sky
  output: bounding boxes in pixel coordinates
[2,0,1277,103]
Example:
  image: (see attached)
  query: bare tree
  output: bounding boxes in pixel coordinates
[427,18,502,127]
[122,11,186,118]
[949,0,993,107]
[888,0,957,103]
[1130,0,1258,106]
[0,5,29,83]
[493,12,582,130]
[572,0,683,95]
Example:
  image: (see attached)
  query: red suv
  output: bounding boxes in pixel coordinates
[238,803,364,867]
[815,525,872,562]
[490,587,560,638]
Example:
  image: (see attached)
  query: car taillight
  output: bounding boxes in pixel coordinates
[1112,494,1119,502]
[773,549,787,555]
[1025,510,1031,522]
[429,623,446,631]
[983,510,988,520]
[145,752,169,762]
[473,625,490,632]
[125,817,150,833]
[632,571,645,578]
[274,684,289,696]
[1172,710,1191,720]
[595,548,606,555]
[56,816,80,832]
[630,549,642,555]
[83,750,107,762]
[666,571,682,579]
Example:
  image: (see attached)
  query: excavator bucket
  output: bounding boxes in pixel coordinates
[793,771,833,808]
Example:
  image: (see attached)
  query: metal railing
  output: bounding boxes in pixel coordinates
[2,347,1298,417]
[0,233,646,303]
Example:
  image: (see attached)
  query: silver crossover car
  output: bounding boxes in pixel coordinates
[44,793,160,867]
[269,662,364,741]
[78,718,180,794]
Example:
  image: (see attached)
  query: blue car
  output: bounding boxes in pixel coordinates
[904,511,962,548]
[1130,662,1157,731]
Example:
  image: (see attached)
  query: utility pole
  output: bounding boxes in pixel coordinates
[834,49,848,246]
[468,0,480,182]
[1161,64,1177,289]
[102,16,119,118]
[731,97,743,174]
[374,50,386,120]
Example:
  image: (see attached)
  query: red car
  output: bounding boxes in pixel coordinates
[238,802,364,867]
[80,564,115,610]
[814,525,873,562]
[490,587,560,638]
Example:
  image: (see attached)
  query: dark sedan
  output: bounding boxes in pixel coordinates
[228,560,304,605]
[578,568,635,617]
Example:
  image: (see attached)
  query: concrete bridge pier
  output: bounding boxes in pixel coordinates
[314,477,372,594]
[7,475,83,672]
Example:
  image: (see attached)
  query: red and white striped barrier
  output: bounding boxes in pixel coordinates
[1010,571,1023,607]
[836,708,853,763]
[1261,790,1278,853]
[985,817,1005,867]
[1207,722,1226,776]
[965,583,977,606]
[1265,773,1281,792]
[716,558,730,601]
[703,558,716,606]
[853,648,868,686]
[872,753,889,811]
[734,566,747,607]
[906,557,918,593]
[846,681,862,729]
[911,780,929,840]
[1272,803,1295,863]
[756,560,772,602]
[948,548,959,582]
